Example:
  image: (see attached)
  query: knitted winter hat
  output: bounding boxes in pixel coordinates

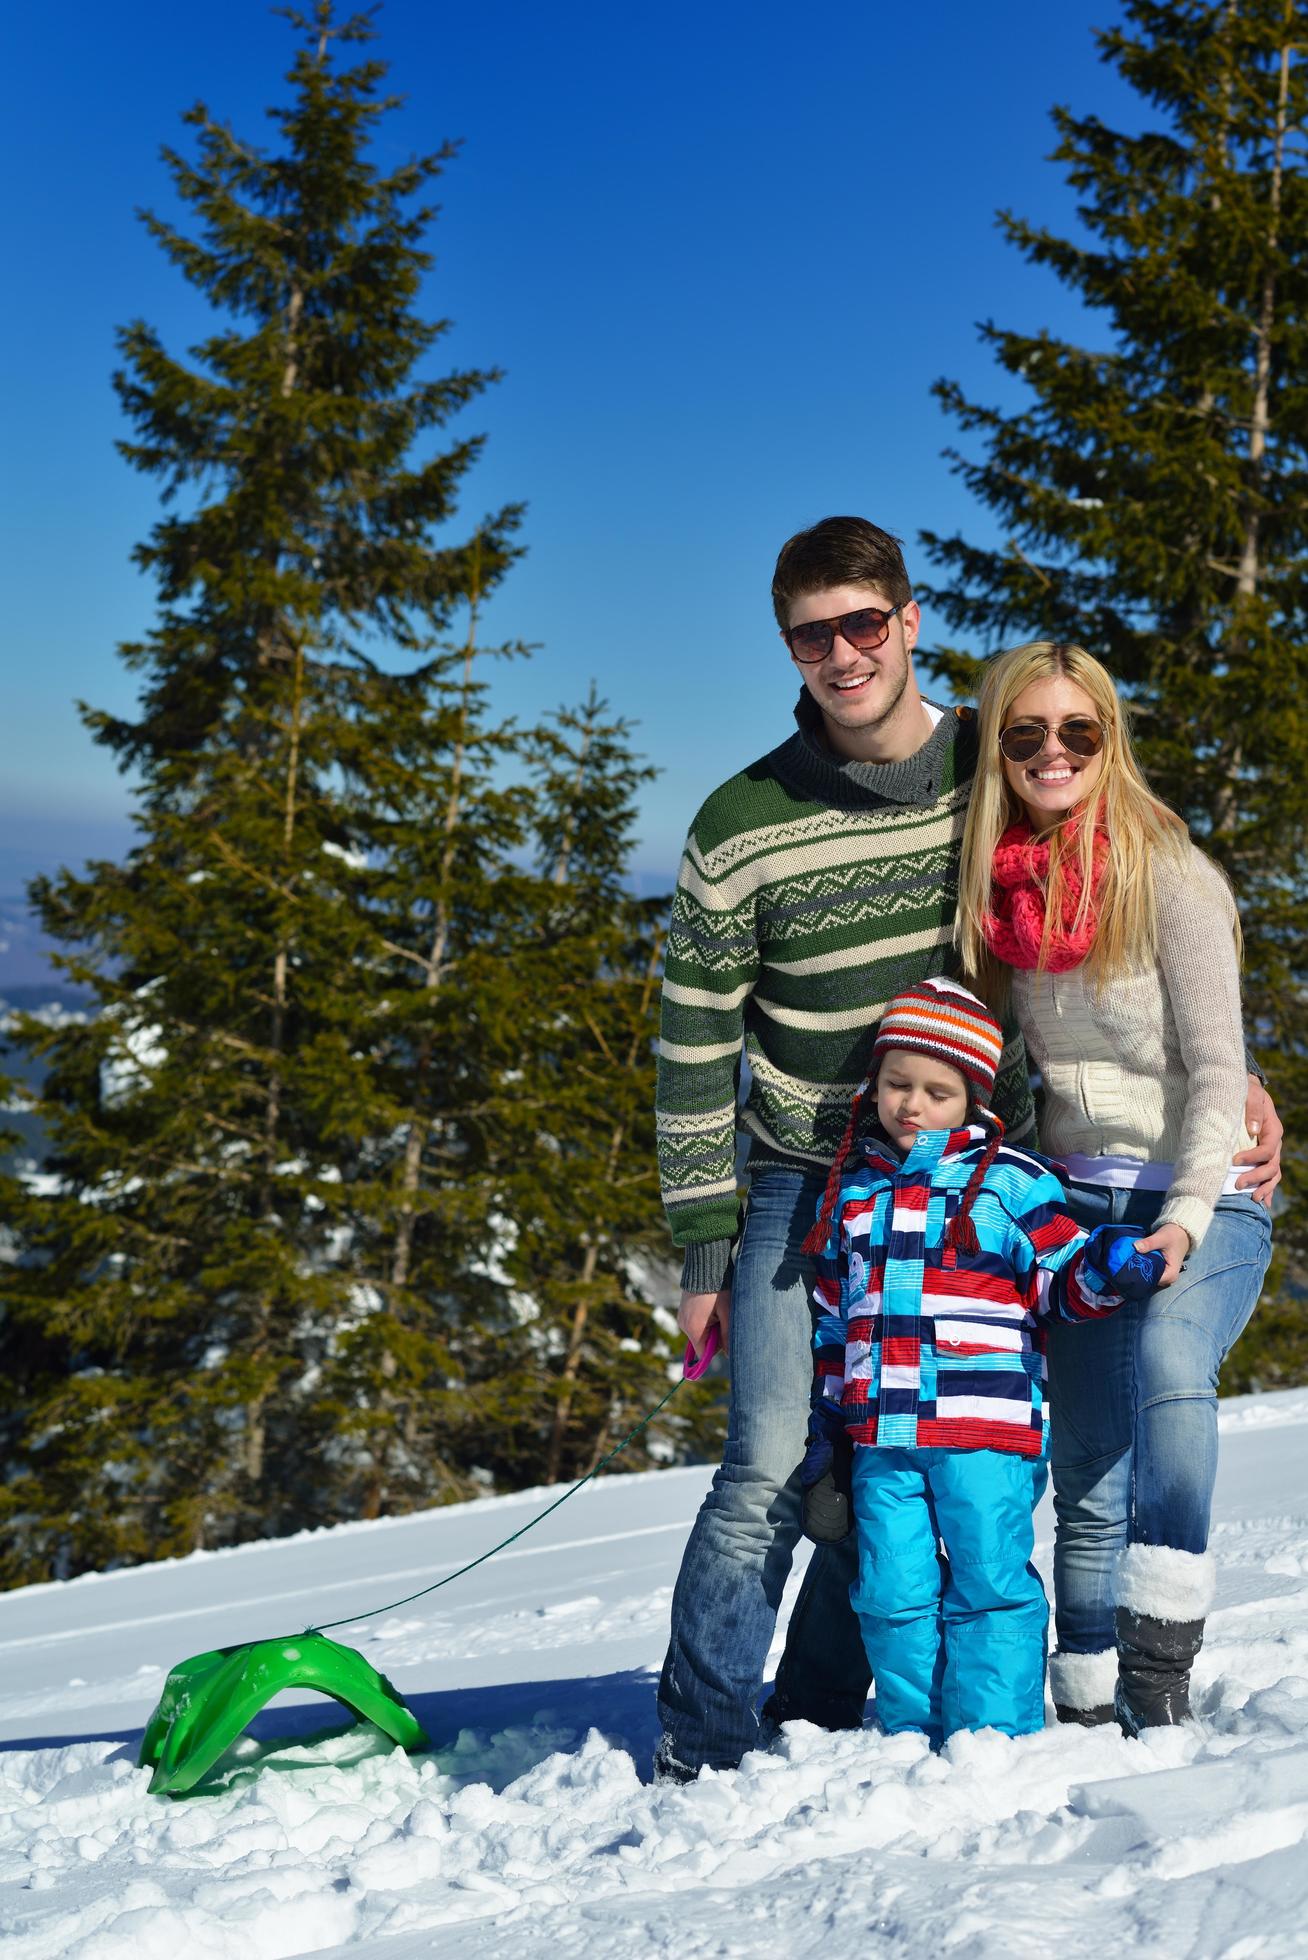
[801,977,1006,1259]
[870,976,1004,1110]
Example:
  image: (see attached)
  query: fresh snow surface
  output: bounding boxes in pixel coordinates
[3,1391,1308,1958]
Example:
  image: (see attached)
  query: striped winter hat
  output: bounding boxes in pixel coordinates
[870,976,1003,1107]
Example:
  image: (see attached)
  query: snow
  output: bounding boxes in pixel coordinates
[2,1393,1308,1957]
[321,842,369,872]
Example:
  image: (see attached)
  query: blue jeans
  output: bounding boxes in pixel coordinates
[656,1164,872,1771]
[852,1447,1048,1741]
[1047,1184,1271,1656]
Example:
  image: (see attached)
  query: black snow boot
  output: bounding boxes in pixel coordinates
[1048,1649,1118,1728]
[1057,1701,1117,1728]
[1113,1542,1215,1736]
[1114,1607,1206,1735]
[651,1734,702,1784]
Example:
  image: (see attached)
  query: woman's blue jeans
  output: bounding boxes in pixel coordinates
[1047,1183,1272,1656]
[656,1165,872,1773]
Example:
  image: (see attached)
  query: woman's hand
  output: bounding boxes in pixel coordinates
[1233,1078,1283,1209]
[1130,1221,1191,1287]
[678,1286,732,1360]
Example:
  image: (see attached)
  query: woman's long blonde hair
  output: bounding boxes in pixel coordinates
[957,641,1205,995]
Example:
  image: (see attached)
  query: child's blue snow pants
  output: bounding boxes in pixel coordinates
[850,1446,1048,1741]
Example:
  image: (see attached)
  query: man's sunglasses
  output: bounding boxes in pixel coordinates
[998,717,1107,763]
[785,604,904,664]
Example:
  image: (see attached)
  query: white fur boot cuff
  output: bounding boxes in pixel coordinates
[1116,1543,1217,1623]
[1048,1647,1118,1711]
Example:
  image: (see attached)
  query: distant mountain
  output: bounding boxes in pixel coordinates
[0,894,75,993]
[0,900,94,1169]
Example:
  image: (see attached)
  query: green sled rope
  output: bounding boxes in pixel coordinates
[140,1366,695,1794]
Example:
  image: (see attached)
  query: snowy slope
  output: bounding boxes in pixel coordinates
[3,1391,1308,1958]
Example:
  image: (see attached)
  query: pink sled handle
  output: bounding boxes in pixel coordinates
[682,1324,721,1381]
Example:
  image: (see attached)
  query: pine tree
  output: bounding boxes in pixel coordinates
[492,690,685,1490]
[100,2,520,767]
[0,3,535,1583]
[303,592,548,1521]
[918,0,1308,1373]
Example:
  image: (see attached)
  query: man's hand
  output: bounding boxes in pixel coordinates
[678,1287,731,1361]
[1234,1078,1283,1210]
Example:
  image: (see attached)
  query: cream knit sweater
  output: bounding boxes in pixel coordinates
[1011,842,1250,1249]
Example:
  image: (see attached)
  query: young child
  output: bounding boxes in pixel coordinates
[798,976,1156,1743]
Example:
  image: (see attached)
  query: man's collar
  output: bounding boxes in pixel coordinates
[787,690,967,808]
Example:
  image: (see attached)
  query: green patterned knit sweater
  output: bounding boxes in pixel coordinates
[657,694,1035,1292]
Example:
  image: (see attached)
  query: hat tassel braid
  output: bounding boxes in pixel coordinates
[802,1081,869,1258]
[943,1114,1005,1257]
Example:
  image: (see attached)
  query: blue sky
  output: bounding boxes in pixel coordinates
[2,0,1140,889]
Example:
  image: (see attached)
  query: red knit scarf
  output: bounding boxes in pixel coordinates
[982,817,1108,972]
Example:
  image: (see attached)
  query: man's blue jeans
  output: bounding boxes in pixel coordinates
[1047,1183,1272,1657]
[656,1164,872,1772]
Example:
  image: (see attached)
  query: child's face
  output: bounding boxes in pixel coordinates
[875,1049,970,1149]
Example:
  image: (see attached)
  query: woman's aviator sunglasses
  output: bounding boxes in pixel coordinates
[999,717,1107,763]
[785,603,903,664]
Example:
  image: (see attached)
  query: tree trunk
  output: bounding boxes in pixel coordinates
[1216,23,1289,840]
[389,600,480,1291]
[243,273,307,1495]
[1236,27,1289,604]
[542,927,666,1484]
[246,634,306,1496]
[550,726,592,888]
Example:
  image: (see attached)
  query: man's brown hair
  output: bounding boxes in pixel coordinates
[771,516,912,630]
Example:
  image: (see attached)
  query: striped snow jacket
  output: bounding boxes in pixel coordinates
[811,1124,1118,1459]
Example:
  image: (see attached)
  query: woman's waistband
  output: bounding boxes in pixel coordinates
[1056,1151,1247,1197]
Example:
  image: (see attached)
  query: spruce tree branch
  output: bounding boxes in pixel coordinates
[187,1107,266,1146]
[578,1007,618,1068]
[374,937,441,974]
[1007,538,1054,588]
[622,929,667,1071]
[139,1151,254,1184]
[118,1219,198,1253]
[611,1166,661,1190]
[167,1017,266,1060]
[208,829,302,905]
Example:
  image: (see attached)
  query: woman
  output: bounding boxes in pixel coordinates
[955,641,1273,1735]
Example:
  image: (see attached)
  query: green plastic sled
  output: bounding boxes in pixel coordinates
[138,1632,429,1796]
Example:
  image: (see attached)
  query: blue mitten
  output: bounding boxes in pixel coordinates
[1082,1224,1167,1301]
[799,1399,853,1544]
[799,1399,840,1488]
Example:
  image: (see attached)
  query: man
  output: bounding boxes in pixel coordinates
[653,515,1280,1781]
